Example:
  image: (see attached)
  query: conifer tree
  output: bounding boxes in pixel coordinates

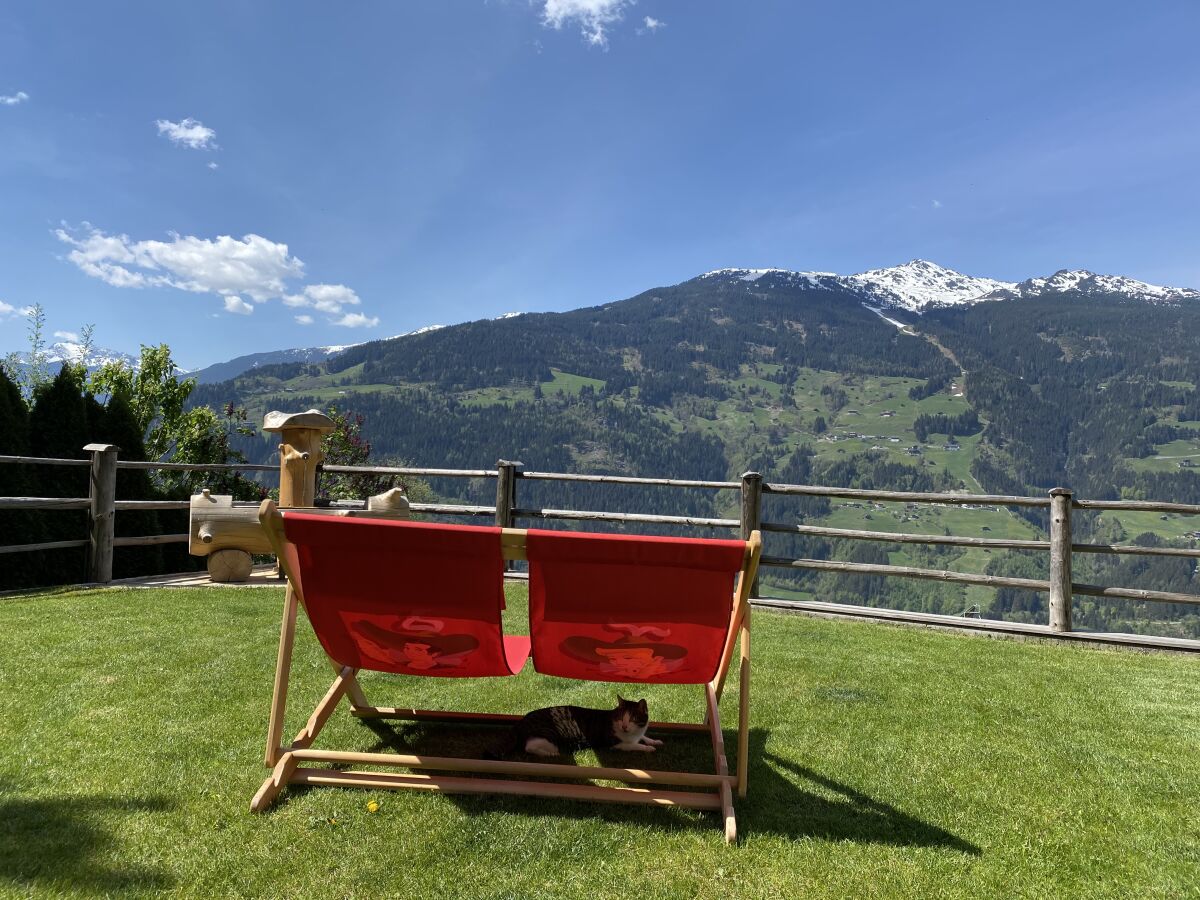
[26,366,95,583]
[94,389,164,578]
[0,366,43,588]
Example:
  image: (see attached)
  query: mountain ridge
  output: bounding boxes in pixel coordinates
[9,260,1195,384]
[189,259,1198,379]
[698,259,1199,313]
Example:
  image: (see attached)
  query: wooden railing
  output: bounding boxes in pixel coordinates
[3,450,1198,651]
[0,447,274,581]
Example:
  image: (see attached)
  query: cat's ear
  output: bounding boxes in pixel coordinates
[637,699,647,712]
[616,695,627,705]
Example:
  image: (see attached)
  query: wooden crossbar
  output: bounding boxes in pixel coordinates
[289,747,736,788]
[348,706,711,733]
[289,769,724,810]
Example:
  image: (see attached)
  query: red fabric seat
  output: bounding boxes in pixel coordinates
[282,514,528,677]
[525,528,747,684]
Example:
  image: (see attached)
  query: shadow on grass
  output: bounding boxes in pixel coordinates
[344,720,979,851]
[0,792,176,892]
[752,752,981,853]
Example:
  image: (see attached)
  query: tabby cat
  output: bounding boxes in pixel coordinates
[486,697,661,758]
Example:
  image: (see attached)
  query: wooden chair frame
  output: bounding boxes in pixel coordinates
[251,500,762,842]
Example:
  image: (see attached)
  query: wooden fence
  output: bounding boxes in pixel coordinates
[2,448,1198,652]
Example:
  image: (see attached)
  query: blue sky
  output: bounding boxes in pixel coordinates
[1,1,1198,368]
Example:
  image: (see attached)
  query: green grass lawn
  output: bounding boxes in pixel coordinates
[2,585,1196,898]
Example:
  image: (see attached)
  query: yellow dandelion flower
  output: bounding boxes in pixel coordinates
[367,800,380,813]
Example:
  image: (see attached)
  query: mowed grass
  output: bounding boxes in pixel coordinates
[2,586,1197,898]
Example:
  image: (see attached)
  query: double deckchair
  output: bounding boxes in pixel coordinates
[251,500,762,841]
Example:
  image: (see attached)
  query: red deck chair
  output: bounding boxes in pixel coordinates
[251,502,529,810]
[280,511,528,679]
[252,500,761,842]
[525,528,760,838]
[526,529,748,683]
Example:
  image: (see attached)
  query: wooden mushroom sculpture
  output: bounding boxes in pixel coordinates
[262,409,335,508]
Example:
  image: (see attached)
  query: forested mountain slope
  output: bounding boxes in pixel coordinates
[191,266,1200,636]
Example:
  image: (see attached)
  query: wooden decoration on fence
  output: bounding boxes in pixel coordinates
[262,409,335,508]
[189,490,415,582]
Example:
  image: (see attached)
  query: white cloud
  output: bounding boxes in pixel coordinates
[55,224,377,326]
[541,0,634,47]
[57,226,304,301]
[156,117,217,150]
[332,312,380,329]
[932,199,943,209]
[1,91,29,106]
[294,314,314,325]
[54,330,80,342]
[283,283,362,316]
[1,301,35,319]
[208,161,219,170]
[639,16,665,33]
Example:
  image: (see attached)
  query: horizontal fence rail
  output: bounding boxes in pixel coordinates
[0,538,90,555]
[1072,498,1200,515]
[113,500,192,511]
[760,555,1054,593]
[763,482,1054,507]
[761,521,1051,551]
[0,497,91,510]
[325,499,497,517]
[115,460,277,472]
[3,447,1198,651]
[512,507,740,528]
[320,464,499,479]
[0,454,91,467]
[519,471,739,490]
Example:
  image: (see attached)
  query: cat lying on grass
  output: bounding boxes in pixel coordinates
[486,697,663,758]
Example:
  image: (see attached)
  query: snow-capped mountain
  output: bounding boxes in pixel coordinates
[192,342,370,383]
[699,259,1197,313]
[974,269,1200,305]
[845,260,1015,311]
[700,259,1014,312]
[7,341,139,373]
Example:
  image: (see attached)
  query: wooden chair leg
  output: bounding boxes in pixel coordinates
[251,752,298,812]
[289,667,352,751]
[264,585,299,768]
[344,668,370,710]
[712,606,747,704]
[705,682,737,841]
[737,625,750,799]
[721,781,736,843]
[320,654,369,710]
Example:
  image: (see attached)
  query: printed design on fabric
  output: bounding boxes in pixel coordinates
[350,615,479,671]
[559,622,687,679]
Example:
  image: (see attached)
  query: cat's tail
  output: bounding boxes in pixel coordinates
[483,727,521,760]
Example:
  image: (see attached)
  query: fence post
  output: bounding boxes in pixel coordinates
[740,471,763,597]
[495,460,522,529]
[1048,487,1074,632]
[84,443,118,584]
